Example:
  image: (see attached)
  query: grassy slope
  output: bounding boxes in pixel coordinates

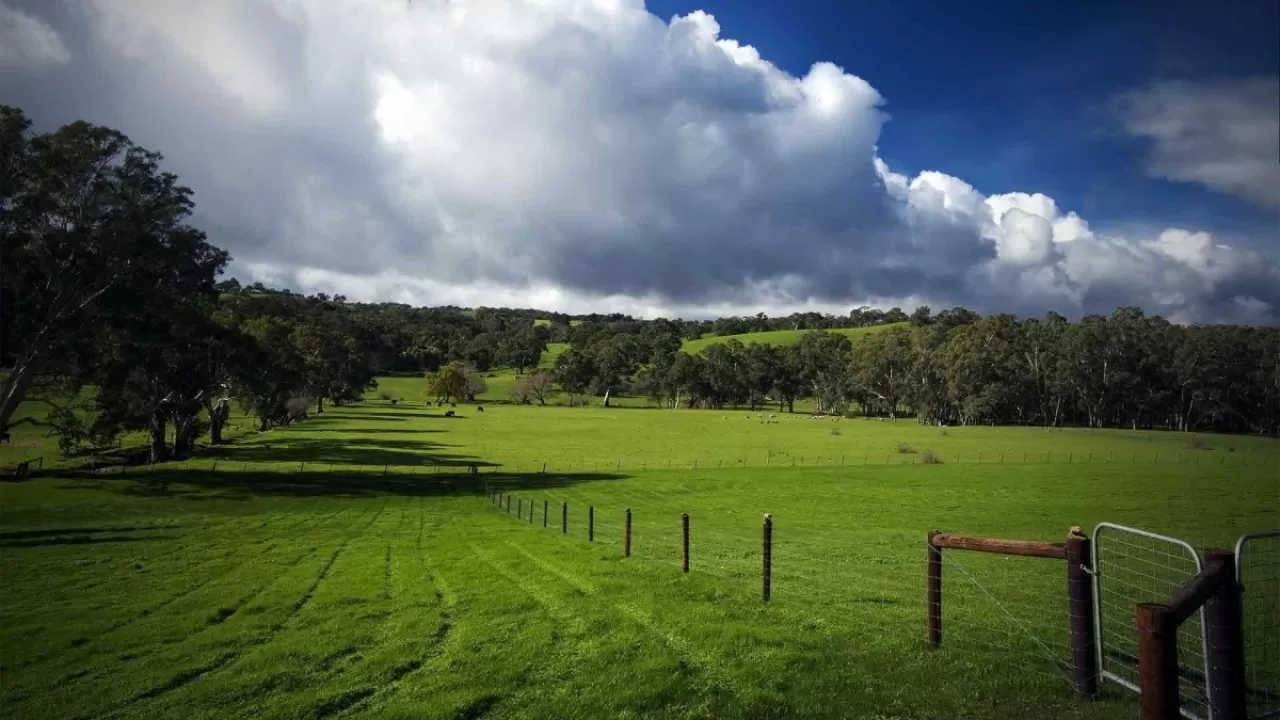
[681,323,906,355]
[3,404,1277,719]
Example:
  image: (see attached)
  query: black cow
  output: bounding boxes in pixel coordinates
[476,406,484,413]
[444,410,455,417]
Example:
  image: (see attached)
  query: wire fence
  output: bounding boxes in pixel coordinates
[485,486,1100,707]
[1238,532,1280,720]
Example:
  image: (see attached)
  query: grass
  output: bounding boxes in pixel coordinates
[680,324,906,355]
[2,394,1277,719]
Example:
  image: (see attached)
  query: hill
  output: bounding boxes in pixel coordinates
[681,323,907,354]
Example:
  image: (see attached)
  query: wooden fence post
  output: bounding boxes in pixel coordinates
[529,501,533,523]
[1066,527,1098,697]
[588,506,594,543]
[927,530,942,647]
[624,509,632,557]
[543,500,548,528]
[1203,549,1246,720]
[681,513,690,573]
[518,498,522,517]
[762,514,773,602]
[562,502,568,534]
[1137,603,1179,720]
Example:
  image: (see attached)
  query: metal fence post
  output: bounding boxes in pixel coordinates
[1066,527,1098,697]
[762,514,773,602]
[624,509,632,557]
[681,513,690,573]
[1204,549,1246,720]
[927,529,942,647]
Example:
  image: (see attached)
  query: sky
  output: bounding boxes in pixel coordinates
[2,0,1278,323]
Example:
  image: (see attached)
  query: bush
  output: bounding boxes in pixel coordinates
[895,442,916,454]
[920,451,942,464]
[379,390,395,402]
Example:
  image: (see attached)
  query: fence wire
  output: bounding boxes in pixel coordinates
[1093,523,1209,720]
[1238,532,1280,720]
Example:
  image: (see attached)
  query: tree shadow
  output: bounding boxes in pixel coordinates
[86,469,633,500]
[0,534,178,548]
[206,437,480,467]
[291,428,445,435]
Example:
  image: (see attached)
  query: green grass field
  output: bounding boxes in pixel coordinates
[680,324,906,355]
[2,391,1277,719]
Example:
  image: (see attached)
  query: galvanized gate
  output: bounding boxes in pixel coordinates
[1092,522,1212,720]
[1236,531,1280,720]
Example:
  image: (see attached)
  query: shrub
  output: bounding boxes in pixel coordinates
[379,390,395,402]
[895,442,916,454]
[920,451,942,464]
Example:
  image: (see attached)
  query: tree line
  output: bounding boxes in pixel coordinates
[3,106,1277,471]
[562,309,1278,436]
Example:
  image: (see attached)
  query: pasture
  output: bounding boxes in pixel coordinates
[679,324,904,355]
[2,394,1277,719]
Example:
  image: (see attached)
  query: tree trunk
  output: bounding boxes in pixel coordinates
[603,387,611,407]
[674,389,681,409]
[0,357,38,433]
[258,415,269,432]
[149,417,169,464]
[209,402,227,444]
[317,396,324,413]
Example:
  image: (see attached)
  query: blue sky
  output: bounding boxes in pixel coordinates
[647,0,1280,234]
[2,0,1276,322]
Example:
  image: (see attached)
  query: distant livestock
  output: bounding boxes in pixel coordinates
[477,406,484,412]
[444,410,456,417]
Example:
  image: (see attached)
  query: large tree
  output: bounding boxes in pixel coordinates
[0,106,228,433]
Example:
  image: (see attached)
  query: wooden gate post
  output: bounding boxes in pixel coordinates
[543,500,547,528]
[762,514,773,602]
[681,513,690,573]
[1137,603,1179,720]
[1203,549,1246,720]
[588,506,595,543]
[927,530,942,647]
[561,502,568,534]
[1066,527,1098,697]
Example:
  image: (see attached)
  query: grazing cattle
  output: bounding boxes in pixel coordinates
[450,402,457,408]
[444,410,456,417]
[477,406,484,412]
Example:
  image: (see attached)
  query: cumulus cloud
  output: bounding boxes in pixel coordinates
[2,0,1277,323]
[1118,77,1280,209]
[0,0,70,71]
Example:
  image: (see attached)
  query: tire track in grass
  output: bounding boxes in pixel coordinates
[495,531,735,696]
[0,501,345,676]
[55,500,380,720]
[21,504,367,718]
[109,499,391,714]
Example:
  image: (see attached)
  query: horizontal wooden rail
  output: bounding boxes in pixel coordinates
[1165,553,1232,625]
[929,533,1067,560]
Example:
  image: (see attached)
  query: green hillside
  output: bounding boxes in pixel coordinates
[681,323,907,354]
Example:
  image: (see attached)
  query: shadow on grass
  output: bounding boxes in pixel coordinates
[206,437,475,466]
[80,469,634,500]
[281,428,445,435]
[0,534,179,548]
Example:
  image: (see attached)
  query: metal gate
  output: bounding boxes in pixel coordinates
[1092,522,1212,720]
[1236,531,1280,720]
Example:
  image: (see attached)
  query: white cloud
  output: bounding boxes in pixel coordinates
[1118,77,1280,208]
[0,1,70,71]
[2,0,1277,323]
